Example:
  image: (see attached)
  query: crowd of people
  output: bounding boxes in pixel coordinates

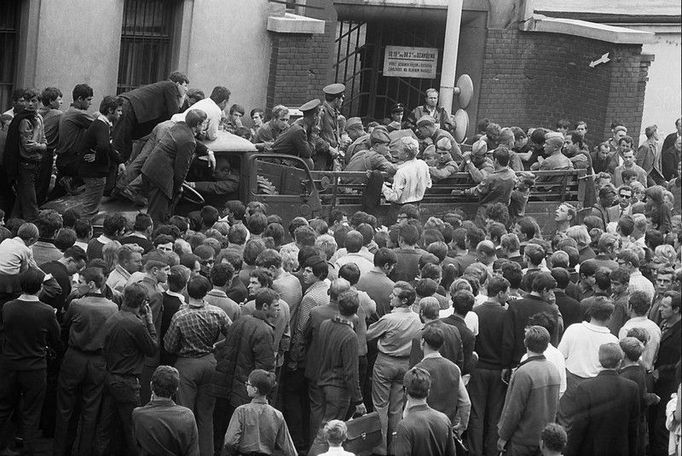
[0,72,680,456]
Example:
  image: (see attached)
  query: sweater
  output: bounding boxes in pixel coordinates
[0,297,61,370]
[498,355,561,446]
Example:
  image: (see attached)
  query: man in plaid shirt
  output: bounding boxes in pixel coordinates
[164,275,231,456]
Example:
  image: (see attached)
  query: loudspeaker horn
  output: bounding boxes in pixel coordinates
[454,74,473,109]
[453,109,469,143]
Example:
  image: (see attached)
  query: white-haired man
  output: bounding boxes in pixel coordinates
[382,137,432,207]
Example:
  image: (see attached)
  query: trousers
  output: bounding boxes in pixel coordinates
[371,353,408,455]
[467,367,507,456]
[11,161,40,221]
[175,355,217,456]
[0,368,46,455]
[94,373,140,456]
[53,348,107,456]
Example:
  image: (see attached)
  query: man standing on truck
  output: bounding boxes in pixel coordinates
[271,99,321,169]
[318,83,346,171]
[460,146,516,227]
[140,109,208,223]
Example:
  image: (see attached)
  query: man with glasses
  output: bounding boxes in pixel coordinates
[616,185,633,217]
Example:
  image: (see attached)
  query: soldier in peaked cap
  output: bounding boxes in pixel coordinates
[270,99,321,168]
[317,83,346,171]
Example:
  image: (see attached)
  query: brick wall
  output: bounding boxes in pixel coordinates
[266,21,336,111]
[478,28,651,145]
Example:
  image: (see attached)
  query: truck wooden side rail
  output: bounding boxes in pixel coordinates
[307,168,589,233]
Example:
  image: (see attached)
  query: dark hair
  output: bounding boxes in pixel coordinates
[167,265,190,292]
[151,365,180,398]
[527,311,556,336]
[40,87,63,106]
[541,423,567,453]
[516,217,538,240]
[422,325,444,350]
[338,290,359,317]
[35,210,63,239]
[250,269,274,289]
[210,263,234,288]
[452,290,475,315]
[248,369,275,395]
[229,104,245,115]
[72,83,93,101]
[54,228,77,251]
[263,223,285,246]
[305,255,329,281]
[594,267,611,291]
[531,272,557,293]
[374,247,398,268]
[487,275,510,296]
[524,325,550,353]
[99,95,123,115]
[168,71,189,85]
[393,281,417,306]
[123,283,148,309]
[19,268,45,294]
[501,261,523,289]
[254,288,279,310]
[81,267,105,289]
[524,243,545,267]
[187,275,211,299]
[63,245,87,263]
[103,213,127,237]
[493,146,510,167]
[550,267,570,289]
[403,367,431,399]
[338,263,361,286]
[209,86,231,105]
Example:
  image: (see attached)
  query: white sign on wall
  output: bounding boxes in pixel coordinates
[383,46,439,79]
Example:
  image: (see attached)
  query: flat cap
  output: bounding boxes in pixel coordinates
[416,115,435,127]
[323,83,346,96]
[299,99,321,113]
[346,117,363,130]
[472,139,488,156]
[370,126,391,146]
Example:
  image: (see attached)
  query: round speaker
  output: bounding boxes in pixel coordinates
[456,74,474,109]
[453,109,470,143]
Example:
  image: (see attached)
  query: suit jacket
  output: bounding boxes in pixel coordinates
[441,314,475,375]
[122,80,180,124]
[655,319,681,397]
[501,295,560,368]
[141,122,197,199]
[565,370,640,456]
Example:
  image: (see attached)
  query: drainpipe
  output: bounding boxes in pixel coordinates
[439,0,463,114]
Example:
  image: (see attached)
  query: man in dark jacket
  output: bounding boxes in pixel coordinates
[501,272,561,372]
[565,343,640,456]
[112,72,189,164]
[141,109,207,224]
[211,288,278,453]
[78,95,123,219]
[270,99,321,169]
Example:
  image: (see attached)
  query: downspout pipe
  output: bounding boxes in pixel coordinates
[439,0,463,114]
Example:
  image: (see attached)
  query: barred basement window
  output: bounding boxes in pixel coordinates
[117,0,179,94]
[0,0,19,111]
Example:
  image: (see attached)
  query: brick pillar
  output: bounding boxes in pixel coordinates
[266,21,336,110]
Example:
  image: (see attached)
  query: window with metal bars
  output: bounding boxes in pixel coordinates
[117,0,179,94]
[0,0,19,112]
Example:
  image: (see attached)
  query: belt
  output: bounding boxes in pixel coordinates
[379,352,409,359]
[69,346,103,356]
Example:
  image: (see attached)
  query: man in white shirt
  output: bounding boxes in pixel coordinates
[382,137,431,206]
[557,297,618,425]
[619,290,661,371]
[617,249,655,303]
[171,86,230,141]
[334,231,374,277]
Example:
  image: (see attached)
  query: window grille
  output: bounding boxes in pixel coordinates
[117,0,179,94]
[0,0,19,111]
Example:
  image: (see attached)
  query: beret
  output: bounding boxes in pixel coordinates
[416,115,436,127]
[370,127,391,145]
